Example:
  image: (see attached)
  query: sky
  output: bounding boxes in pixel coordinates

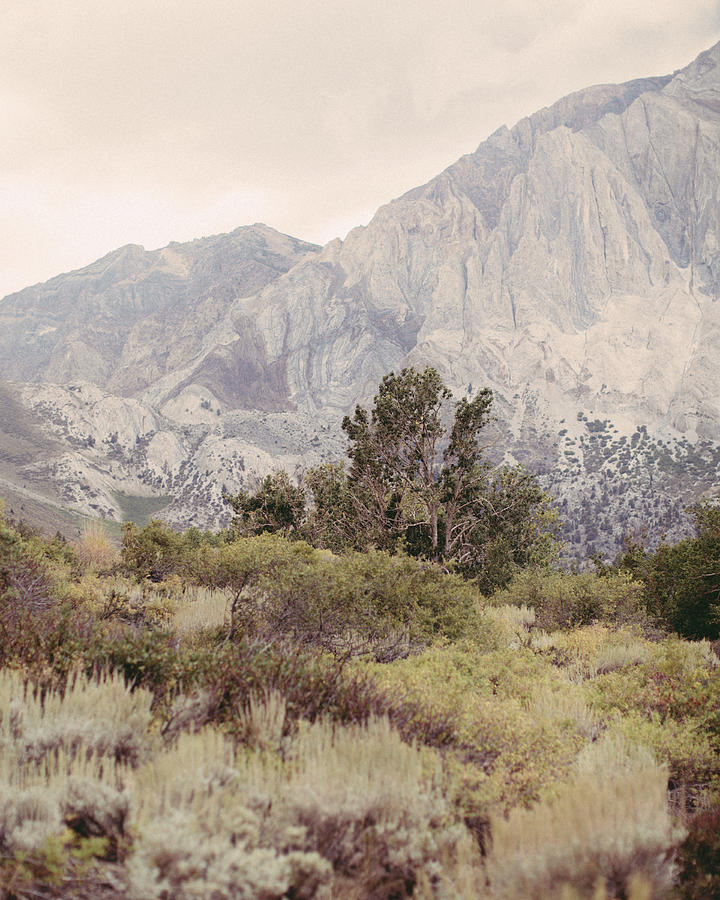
[2,0,720,299]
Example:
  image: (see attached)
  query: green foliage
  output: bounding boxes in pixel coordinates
[224,470,306,537]
[187,533,481,653]
[120,519,188,582]
[120,519,229,583]
[302,461,359,552]
[338,366,558,591]
[216,367,558,593]
[342,367,489,555]
[619,502,720,638]
[186,532,315,638]
[453,465,560,595]
[6,496,720,896]
[491,569,648,630]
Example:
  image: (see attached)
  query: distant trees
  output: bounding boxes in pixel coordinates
[225,367,558,593]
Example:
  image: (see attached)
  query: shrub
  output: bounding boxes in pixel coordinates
[74,520,118,573]
[612,712,719,809]
[676,804,720,899]
[181,639,462,751]
[619,503,720,639]
[485,735,682,898]
[492,571,648,630]
[120,519,189,582]
[190,535,482,655]
[265,548,481,655]
[127,718,478,899]
[366,643,585,817]
[0,668,155,767]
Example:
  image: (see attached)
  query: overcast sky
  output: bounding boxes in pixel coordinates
[2,1,719,299]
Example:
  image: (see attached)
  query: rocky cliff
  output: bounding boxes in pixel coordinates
[3,44,720,556]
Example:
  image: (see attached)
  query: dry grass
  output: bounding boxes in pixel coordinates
[239,689,286,751]
[484,603,535,648]
[0,668,154,770]
[525,682,600,741]
[485,734,682,899]
[172,586,229,633]
[127,716,479,899]
[74,519,118,571]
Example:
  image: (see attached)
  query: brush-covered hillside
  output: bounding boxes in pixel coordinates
[1,481,719,898]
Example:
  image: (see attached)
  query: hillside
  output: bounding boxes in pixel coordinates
[2,45,720,555]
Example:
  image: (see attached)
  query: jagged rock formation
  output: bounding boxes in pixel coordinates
[2,44,720,555]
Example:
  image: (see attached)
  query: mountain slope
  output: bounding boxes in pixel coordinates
[195,46,720,439]
[3,44,720,555]
[0,225,319,397]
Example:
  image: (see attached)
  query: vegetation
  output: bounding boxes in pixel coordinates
[1,493,720,898]
[2,367,720,897]
[617,503,720,639]
[227,367,559,594]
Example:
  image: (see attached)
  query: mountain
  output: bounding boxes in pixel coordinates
[3,44,720,555]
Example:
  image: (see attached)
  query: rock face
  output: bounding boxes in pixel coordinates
[0,225,319,399]
[3,44,720,556]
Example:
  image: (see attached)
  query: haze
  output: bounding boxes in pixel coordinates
[2,0,719,299]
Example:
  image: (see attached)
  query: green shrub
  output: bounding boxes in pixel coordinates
[492,570,648,630]
[619,503,720,639]
[120,519,189,582]
[190,535,482,654]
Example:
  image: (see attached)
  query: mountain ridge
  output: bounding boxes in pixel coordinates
[3,43,720,556]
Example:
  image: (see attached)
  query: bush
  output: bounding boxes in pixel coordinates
[189,535,482,655]
[126,718,478,899]
[0,668,155,767]
[74,520,118,573]
[120,520,189,582]
[676,804,720,899]
[619,503,720,639]
[492,570,649,630]
[176,639,462,751]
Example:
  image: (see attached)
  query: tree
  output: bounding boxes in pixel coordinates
[340,366,557,588]
[222,367,558,590]
[302,461,359,553]
[342,368,491,555]
[450,465,559,594]
[225,471,306,537]
[618,502,720,638]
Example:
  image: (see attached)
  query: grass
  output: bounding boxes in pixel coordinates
[171,587,229,633]
[2,508,719,898]
[111,492,173,526]
[485,735,681,898]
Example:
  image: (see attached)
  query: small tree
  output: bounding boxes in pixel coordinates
[618,502,720,638]
[342,367,493,558]
[340,366,557,588]
[225,471,306,538]
[223,367,558,590]
[303,461,359,553]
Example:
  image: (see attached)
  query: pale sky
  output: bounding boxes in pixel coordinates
[2,0,719,299]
